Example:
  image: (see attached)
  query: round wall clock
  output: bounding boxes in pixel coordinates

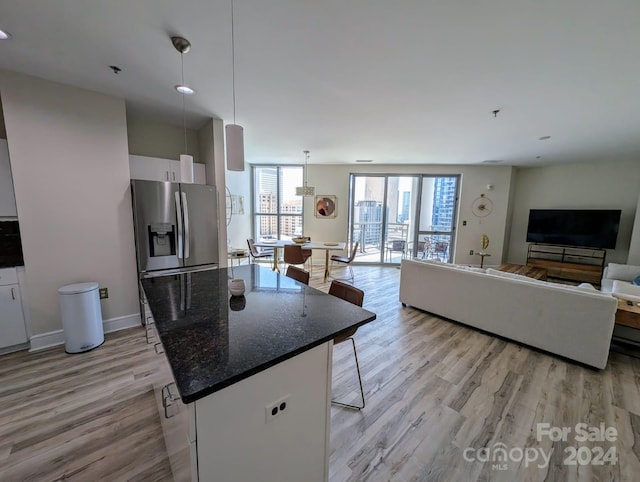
[472,193,494,218]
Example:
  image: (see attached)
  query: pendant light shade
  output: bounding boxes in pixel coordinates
[172,36,194,183]
[226,0,245,171]
[180,154,194,183]
[226,124,245,171]
[296,186,315,196]
[296,150,315,196]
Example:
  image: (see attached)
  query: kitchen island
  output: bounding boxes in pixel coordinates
[141,264,376,482]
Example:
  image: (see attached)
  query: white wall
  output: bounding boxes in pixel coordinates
[303,163,514,266]
[225,169,252,250]
[629,194,640,265]
[0,70,139,336]
[506,159,640,265]
[127,114,200,163]
[0,96,6,139]
[198,118,229,267]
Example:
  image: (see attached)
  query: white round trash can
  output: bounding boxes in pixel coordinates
[58,282,104,354]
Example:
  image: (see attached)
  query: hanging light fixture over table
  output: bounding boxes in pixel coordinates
[296,150,315,196]
[226,0,245,171]
[172,35,195,183]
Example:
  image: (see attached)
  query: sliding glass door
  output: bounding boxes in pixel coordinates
[348,174,459,264]
[349,175,419,264]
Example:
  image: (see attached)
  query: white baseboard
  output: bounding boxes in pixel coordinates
[29,313,142,352]
[104,313,142,333]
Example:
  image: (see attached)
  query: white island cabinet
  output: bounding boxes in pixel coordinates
[194,342,332,482]
[152,335,331,482]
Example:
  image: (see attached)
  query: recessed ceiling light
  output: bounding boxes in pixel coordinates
[355,159,373,163]
[538,136,551,141]
[481,160,502,164]
[175,85,195,95]
[0,29,11,40]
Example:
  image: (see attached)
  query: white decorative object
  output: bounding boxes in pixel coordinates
[180,154,194,183]
[228,278,245,296]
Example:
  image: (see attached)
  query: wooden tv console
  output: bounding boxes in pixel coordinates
[526,244,606,285]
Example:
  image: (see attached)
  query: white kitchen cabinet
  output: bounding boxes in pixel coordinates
[129,155,206,184]
[0,139,18,217]
[0,268,28,348]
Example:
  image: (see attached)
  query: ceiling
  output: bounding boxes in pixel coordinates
[1,0,640,166]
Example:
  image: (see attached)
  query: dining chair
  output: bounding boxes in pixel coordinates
[285,265,310,285]
[247,238,273,264]
[386,239,406,262]
[434,241,449,261]
[330,242,359,283]
[284,244,311,270]
[328,280,365,410]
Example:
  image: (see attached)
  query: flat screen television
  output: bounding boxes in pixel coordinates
[526,209,621,249]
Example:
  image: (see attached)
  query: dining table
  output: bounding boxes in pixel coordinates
[253,240,347,282]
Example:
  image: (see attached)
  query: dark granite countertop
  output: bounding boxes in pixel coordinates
[141,264,376,404]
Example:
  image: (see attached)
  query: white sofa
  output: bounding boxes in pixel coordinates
[399,259,618,369]
[601,263,640,292]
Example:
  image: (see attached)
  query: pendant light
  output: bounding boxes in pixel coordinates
[296,150,315,196]
[226,0,245,171]
[172,36,195,183]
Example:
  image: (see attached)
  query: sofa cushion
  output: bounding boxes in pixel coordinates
[606,263,640,282]
[612,280,640,302]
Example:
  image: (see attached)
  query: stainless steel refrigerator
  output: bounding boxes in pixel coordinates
[131,180,219,276]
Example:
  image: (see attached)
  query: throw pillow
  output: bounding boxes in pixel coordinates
[634,276,640,286]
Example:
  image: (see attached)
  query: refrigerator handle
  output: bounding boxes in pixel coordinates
[182,192,190,259]
[175,192,183,259]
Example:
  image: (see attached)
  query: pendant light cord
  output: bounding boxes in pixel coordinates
[231,0,237,124]
[181,53,188,153]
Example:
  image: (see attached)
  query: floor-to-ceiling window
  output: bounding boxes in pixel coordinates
[252,166,304,241]
[348,174,459,264]
[413,175,460,262]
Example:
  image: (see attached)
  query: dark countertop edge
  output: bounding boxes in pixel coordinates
[178,312,377,404]
[0,263,24,269]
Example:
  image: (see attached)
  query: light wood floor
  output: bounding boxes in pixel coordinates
[1,265,640,481]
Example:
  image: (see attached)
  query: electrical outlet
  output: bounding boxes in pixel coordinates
[469,250,474,255]
[99,287,109,299]
[265,395,291,423]
[462,220,467,226]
